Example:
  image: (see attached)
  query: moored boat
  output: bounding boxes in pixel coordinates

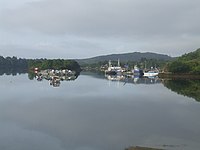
[143,70,159,77]
[132,65,140,75]
[132,65,144,76]
[105,59,122,75]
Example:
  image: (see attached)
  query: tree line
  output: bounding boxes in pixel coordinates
[0,56,81,73]
[28,59,81,72]
[166,48,200,74]
[0,56,28,69]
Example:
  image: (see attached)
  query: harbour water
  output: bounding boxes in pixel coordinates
[0,72,200,150]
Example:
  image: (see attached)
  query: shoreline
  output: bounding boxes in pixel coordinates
[158,72,200,79]
[125,146,163,150]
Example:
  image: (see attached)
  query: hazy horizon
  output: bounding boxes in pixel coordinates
[0,50,186,60]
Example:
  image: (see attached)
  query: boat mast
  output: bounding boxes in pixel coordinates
[108,60,112,68]
[118,59,120,67]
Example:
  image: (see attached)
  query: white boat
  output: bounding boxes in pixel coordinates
[132,65,140,75]
[143,70,159,77]
[105,59,122,75]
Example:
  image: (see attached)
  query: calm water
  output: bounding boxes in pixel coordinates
[0,72,200,150]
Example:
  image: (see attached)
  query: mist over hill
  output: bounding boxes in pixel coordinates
[76,52,173,65]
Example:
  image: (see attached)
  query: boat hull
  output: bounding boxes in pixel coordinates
[143,72,159,77]
[105,70,117,75]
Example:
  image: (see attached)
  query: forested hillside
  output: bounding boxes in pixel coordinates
[167,48,200,74]
[77,52,172,65]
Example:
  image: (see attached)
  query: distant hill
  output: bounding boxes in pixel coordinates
[77,52,172,65]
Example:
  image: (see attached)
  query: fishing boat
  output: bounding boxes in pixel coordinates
[143,70,159,77]
[132,65,140,75]
[132,65,144,76]
[105,59,122,75]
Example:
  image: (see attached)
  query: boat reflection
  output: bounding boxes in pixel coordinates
[105,74,161,85]
[33,69,79,87]
[106,75,125,81]
[0,68,27,76]
[49,76,61,87]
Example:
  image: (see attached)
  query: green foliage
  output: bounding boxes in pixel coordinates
[167,48,200,74]
[0,56,81,73]
[168,61,191,73]
[164,80,200,102]
[0,56,28,69]
[28,59,81,72]
[179,48,200,61]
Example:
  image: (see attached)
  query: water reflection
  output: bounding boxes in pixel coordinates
[0,69,77,87]
[32,69,79,87]
[163,79,200,102]
[82,72,200,102]
[80,71,161,85]
[105,74,161,85]
[1,72,200,150]
[0,68,27,76]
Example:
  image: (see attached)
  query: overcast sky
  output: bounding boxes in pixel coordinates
[0,0,200,59]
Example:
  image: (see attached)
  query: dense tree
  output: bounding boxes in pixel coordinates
[28,59,81,72]
[167,48,200,74]
[0,56,28,69]
[0,56,81,75]
[168,61,191,73]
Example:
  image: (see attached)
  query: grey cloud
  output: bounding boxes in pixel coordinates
[1,0,200,37]
[0,0,200,58]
